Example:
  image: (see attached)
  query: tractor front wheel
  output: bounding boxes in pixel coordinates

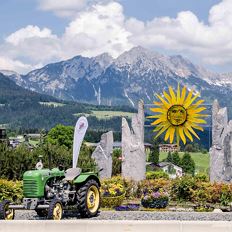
[0,200,15,220]
[47,199,63,220]
[77,179,100,218]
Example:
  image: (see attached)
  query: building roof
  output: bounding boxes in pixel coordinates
[158,162,182,170]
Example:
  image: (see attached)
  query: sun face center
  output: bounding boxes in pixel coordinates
[167,105,187,126]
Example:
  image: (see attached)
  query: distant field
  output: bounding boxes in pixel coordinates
[160,152,209,174]
[74,110,134,119]
[39,101,66,107]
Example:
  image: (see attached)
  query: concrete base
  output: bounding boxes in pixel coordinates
[0,220,232,232]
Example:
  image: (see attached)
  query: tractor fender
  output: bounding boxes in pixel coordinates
[73,174,101,186]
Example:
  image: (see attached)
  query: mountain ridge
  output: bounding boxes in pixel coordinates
[2,46,232,109]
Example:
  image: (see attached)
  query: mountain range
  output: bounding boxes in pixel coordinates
[1,46,232,112]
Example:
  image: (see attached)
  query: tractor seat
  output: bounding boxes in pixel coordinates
[64,168,82,181]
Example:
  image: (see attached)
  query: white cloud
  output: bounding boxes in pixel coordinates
[0,56,34,74]
[6,25,57,46]
[61,2,133,58]
[126,0,232,67]
[38,0,113,18]
[1,0,232,73]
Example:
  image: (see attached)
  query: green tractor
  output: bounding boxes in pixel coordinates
[0,117,101,220]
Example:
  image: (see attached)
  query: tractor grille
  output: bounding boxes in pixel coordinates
[23,179,39,197]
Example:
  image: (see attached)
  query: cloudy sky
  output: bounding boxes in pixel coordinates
[1,0,232,74]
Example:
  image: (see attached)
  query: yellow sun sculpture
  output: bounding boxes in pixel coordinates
[148,85,207,145]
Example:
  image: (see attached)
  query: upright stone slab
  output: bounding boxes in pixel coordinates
[92,131,113,179]
[210,100,232,182]
[122,100,146,181]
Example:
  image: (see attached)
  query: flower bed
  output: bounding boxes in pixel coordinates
[141,190,169,208]
[100,177,125,208]
[115,203,140,211]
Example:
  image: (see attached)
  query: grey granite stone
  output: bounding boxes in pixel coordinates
[210,100,232,183]
[121,100,146,181]
[92,131,113,179]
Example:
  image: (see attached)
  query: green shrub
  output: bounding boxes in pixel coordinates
[0,179,23,202]
[194,173,209,182]
[112,149,122,175]
[171,176,197,201]
[146,170,169,180]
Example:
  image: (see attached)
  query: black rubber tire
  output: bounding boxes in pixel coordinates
[35,209,48,217]
[77,179,100,218]
[0,200,15,220]
[47,199,63,220]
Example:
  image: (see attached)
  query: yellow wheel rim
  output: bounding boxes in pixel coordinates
[87,185,100,213]
[52,203,62,220]
[4,205,14,220]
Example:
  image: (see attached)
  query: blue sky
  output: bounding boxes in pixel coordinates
[0,0,231,74]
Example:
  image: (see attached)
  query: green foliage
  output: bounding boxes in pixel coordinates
[184,144,194,152]
[201,149,208,154]
[166,151,172,162]
[77,144,96,172]
[0,141,96,180]
[171,175,197,201]
[194,173,209,182]
[0,179,23,202]
[181,152,195,175]
[112,149,122,176]
[148,148,159,164]
[46,124,74,149]
[172,152,181,166]
[146,170,169,180]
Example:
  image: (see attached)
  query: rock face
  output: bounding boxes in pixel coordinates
[121,100,146,181]
[92,131,113,179]
[210,100,232,182]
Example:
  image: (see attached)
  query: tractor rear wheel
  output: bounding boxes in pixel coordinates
[77,179,100,218]
[47,199,63,220]
[0,200,15,220]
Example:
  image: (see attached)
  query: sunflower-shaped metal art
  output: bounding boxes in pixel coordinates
[148,85,207,145]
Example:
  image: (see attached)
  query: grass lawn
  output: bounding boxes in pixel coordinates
[39,101,66,107]
[159,152,209,174]
[29,139,40,146]
[74,110,134,119]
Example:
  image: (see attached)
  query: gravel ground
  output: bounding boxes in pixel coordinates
[14,210,232,221]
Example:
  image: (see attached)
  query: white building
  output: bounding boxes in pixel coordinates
[158,162,183,179]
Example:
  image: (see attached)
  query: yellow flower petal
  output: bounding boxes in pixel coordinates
[163,91,172,104]
[184,93,199,109]
[178,126,186,144]
[176,84,181,104]
[164,127,171,141]
[156,94,170,109]
[150,107,166,113]
[168,86,177,104]
[183,127,193,142]
[185,122,200,139]
[180,86,186,105]
[155,124,170,138]
[169,127,175,143]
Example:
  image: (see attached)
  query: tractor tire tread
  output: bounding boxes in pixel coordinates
[76,179,100,218]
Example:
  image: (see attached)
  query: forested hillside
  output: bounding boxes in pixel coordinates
[0,73,135,133]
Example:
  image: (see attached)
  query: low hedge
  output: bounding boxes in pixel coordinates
[0,179,23,202]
